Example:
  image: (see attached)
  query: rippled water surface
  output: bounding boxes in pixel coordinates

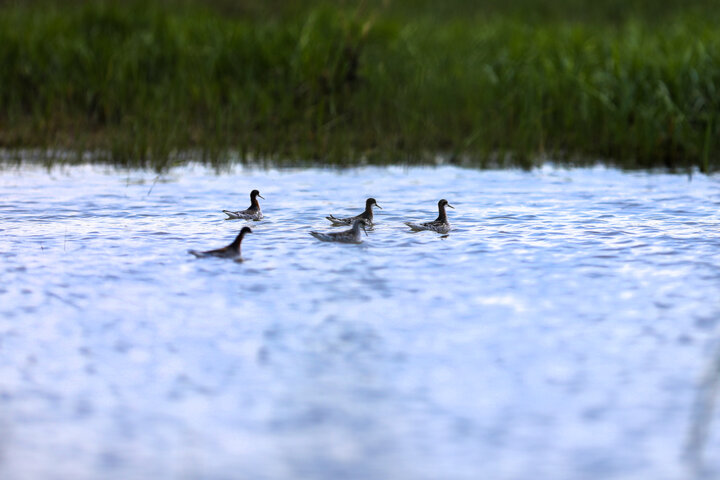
[1,163,720,480]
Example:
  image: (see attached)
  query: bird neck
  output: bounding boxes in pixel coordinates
[435,204,448,223]
[230,231,245,251]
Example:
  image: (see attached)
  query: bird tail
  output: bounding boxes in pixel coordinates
[405,222,423,231]
[326,215,349,225]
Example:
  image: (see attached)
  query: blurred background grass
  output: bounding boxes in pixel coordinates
[0,0,719,170]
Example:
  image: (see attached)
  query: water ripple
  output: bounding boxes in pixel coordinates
[0,163,719,480]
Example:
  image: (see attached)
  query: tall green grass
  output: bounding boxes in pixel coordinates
[0,1,719,170]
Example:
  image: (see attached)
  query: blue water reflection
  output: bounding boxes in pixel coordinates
[0,163,719,479]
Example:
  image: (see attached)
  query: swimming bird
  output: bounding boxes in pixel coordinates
[405,199,454,233]
[310,219,369,243]
[326,198,381,226]
[222,189,264,220]
[188,227,252,259]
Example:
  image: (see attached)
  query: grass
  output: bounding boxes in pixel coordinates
[1,0,719,170]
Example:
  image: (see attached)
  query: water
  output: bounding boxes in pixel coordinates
[1,163,719,480]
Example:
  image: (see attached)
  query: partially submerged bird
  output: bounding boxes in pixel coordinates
[310,219,369,243]
[326,198,381,226]
[405,199,454,233]
[188,226,252,260]
[222,189,264,220]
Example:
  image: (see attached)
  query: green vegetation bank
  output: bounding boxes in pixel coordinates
[1,0,719,170]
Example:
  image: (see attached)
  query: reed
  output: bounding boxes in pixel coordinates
[0,0,719,170]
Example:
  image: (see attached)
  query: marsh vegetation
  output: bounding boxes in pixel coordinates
[1,0,719,170]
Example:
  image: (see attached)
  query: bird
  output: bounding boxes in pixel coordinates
[405,199,454,233]
[188,227,252,259]
[326,197,381,226]
[222,189,264,220]
[310,219,369,243]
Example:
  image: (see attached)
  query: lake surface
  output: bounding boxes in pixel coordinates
[1,163,719,480]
